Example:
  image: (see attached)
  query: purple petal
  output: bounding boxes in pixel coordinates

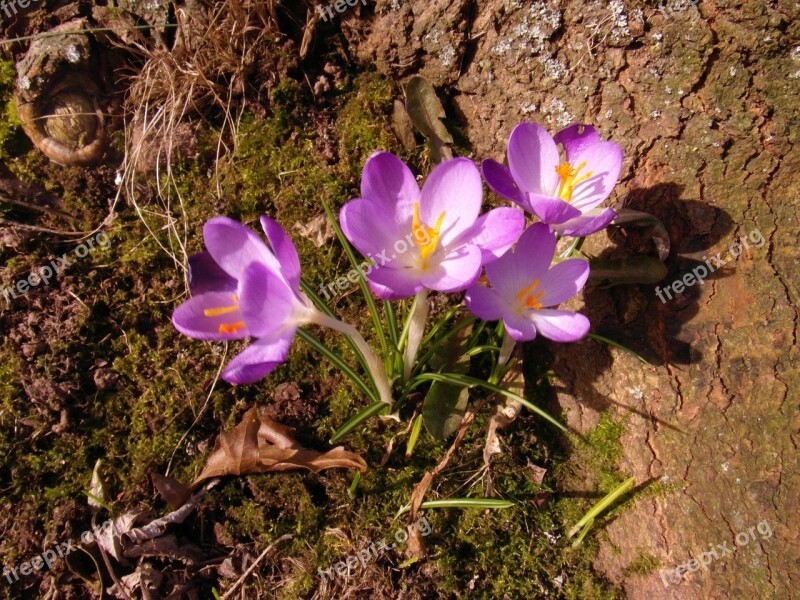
[485,223,556,299]
[420,244,482,293]
[367,265,424,300]
[502,312,539,342]
[553,124,601,162]
[481,159,529,209]
[451,207,526,264]
[222,327,295,384]
[554,207,617,237]
[568,141,623,212]
[537,259,590,307]
[420,158,482,247]
[340,198,407,259]
[507,123,560,196]
[204,217,280,279]
[239,261,302,338]
[529,309,590,342]
[360,151,421,212]
[260,217,301,289]
[465,285,507,321]
[173,291,249,341]
[188,252,237,296]
[526,193,582,224]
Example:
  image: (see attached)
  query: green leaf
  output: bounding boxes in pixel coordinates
[405,414,424,458]
[405,75,454,163]
[422,322,472,440]
[588,255,668,287]
[330,400,388,444]
[395,497,514,517]
[568,476,636,545]
[410,372,567,432]
[297,329,378,405]
[588,333,651,364]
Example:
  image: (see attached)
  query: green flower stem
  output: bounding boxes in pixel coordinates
[296,329,378,404]
[310,310,394,405]
[491,330,517,384]
[403,289,429,381]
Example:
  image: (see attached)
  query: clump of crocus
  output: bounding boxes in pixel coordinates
[339,151,525,376]
[465,223,590,342]
[173,216,393,403]
[482,123,623,237]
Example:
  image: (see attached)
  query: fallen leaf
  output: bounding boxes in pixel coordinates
[392,99,417,151]
[191,406,367,489]
[405,75,454,163]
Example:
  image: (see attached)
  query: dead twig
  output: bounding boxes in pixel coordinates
[220,534,293,599]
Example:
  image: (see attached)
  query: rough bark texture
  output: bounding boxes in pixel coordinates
[343,0,799,597]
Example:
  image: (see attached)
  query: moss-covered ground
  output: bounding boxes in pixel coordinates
[0,57,633,599]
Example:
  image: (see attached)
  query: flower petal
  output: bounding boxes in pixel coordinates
[537,258,590,307]
[188,252,237,296]
[260,217,301,289]
[204,216,280,279]
[481,159,529,209]
[222,327,295,384]
[360,151,420,213]
[553,207,617,237]
[239,261,304,338]
[173,291,249,341]
[367,265,424,300]
[451,207,525,264]
[507,122,560,196]
[529,309,590,342]
[568,141,623,212]
[420,158,482,246]
[420,244,482,292]
[340,197,407,259]
[465,285,507,321]
[526,193,582,224]
[553,124,601,162]
[485,223,556,298]
[502,312,539,342]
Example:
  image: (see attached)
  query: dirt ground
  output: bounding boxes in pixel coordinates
[0,0,798,599]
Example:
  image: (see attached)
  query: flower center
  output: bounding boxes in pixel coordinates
[516,279,545,310]
[555,160,592,203]
[204,294,244,333]
[412,202,446,260]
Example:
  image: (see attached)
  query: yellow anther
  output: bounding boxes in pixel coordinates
[204,294,240,317]
[412,202,446,260]
[555,160,592,203]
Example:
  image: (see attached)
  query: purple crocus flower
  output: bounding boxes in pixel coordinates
[482,122,623,237]
[339,152,525,300]
[172,216,313,384]
[465,223,590,342]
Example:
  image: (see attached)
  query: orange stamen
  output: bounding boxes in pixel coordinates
[218,321,245,334]
[204,294,240,317]
[517,279,545,310]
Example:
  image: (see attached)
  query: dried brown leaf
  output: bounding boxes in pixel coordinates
[190,406,367,489]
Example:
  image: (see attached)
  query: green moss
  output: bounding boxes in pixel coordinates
[624,551,661,576]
